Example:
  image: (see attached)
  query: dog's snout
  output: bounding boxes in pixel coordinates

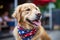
[36,13,41,17]
[36,13,41,20]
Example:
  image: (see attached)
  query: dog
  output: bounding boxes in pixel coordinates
[12,3,51,40]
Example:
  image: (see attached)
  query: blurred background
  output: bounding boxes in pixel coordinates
[0,0,60,40]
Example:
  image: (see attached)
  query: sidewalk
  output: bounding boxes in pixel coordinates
[48,30,60,40]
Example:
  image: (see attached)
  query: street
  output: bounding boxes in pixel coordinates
[0,30,60,40]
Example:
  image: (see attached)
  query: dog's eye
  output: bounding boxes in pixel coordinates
[36,8,37,10]
[26,8,30,11]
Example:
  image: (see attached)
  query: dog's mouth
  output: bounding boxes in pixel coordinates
[26,19,41,26]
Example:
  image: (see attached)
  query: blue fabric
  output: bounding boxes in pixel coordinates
[7,21,15,27]
[18,28,34,40]
[22,36,33,40]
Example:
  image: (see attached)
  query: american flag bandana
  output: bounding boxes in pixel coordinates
[18,26,37,40]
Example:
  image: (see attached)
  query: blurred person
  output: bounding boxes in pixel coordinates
[0,14,6,36]
[7,16,15,34]
[2,11,15,34]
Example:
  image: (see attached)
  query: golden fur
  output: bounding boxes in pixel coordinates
[12,3,51,40]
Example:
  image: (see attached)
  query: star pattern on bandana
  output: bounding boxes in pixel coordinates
[17,26,37,40]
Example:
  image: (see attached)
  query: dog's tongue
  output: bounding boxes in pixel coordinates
[33,20,41,26]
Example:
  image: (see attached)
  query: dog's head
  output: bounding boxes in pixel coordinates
[12,3,42,26]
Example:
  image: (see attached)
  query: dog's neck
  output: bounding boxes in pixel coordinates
[18,22,34,29]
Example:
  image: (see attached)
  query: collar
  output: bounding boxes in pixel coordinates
[17,25,37,39]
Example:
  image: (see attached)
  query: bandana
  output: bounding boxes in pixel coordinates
[18,26,37,40]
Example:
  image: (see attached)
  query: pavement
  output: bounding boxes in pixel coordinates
[0,30,60,40]
[47,30,60,40]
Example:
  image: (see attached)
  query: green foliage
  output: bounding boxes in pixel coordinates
[39,4,48,12]
[55,0,60,8]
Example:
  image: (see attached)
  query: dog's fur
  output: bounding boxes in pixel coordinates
[12,3,51,40]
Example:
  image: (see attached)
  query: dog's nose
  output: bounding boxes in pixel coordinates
[36,13,41,19]
[36,13,41,17]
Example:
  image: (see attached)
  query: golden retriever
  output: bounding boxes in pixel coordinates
[12,3,51,40]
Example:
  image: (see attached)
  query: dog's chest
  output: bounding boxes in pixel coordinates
[18,27,37,40]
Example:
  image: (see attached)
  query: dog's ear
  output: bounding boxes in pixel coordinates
[12,5,22,22]
[12,11,17,18]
